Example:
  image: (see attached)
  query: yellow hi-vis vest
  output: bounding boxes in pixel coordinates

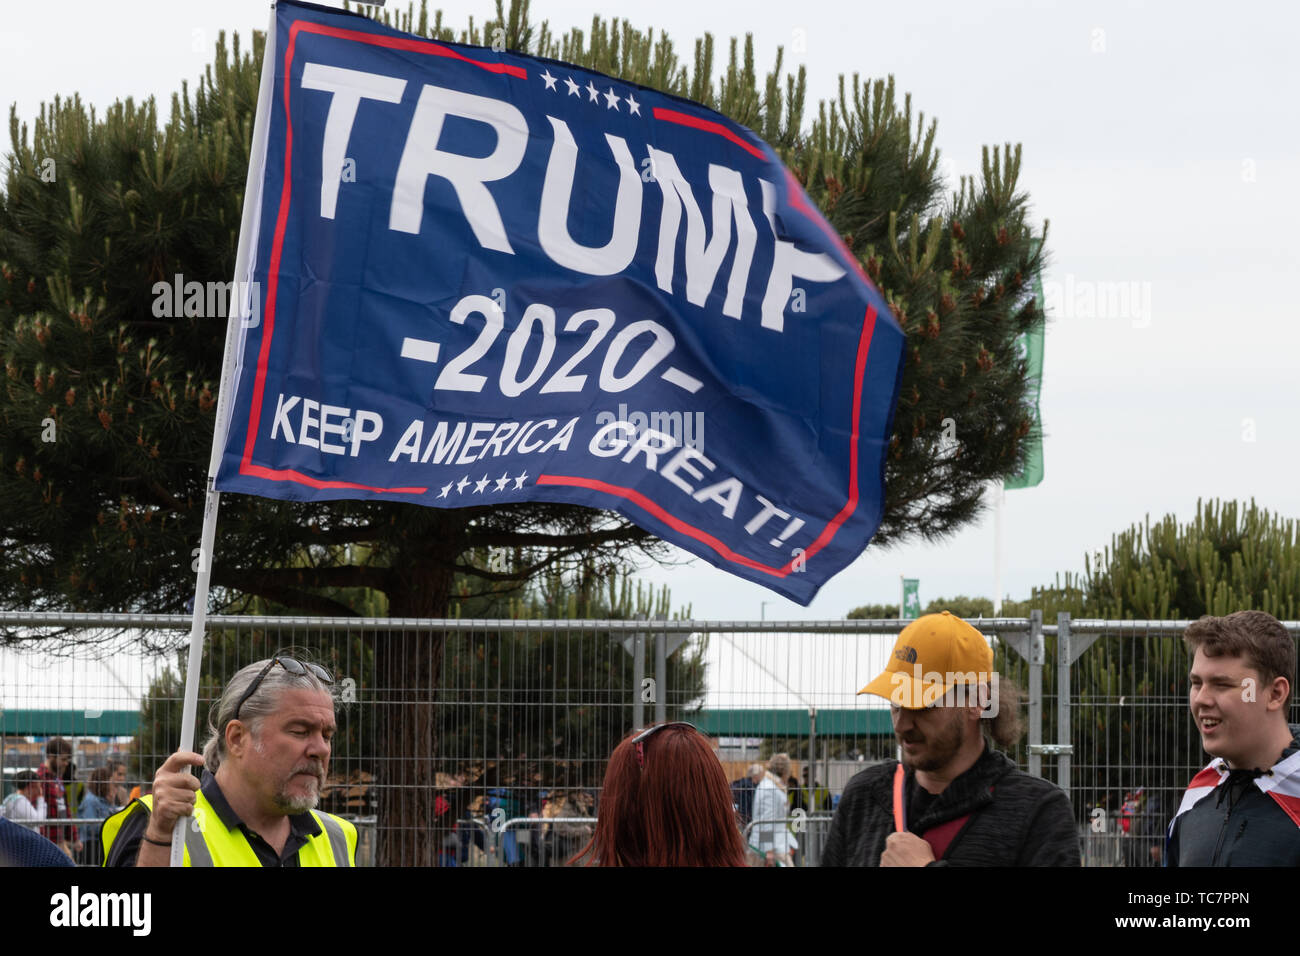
[100,791,357,867]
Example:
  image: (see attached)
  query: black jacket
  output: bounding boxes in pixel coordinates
[821,744,1081,867]
[1167,725,1300,867]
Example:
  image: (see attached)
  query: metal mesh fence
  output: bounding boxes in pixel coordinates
[1,612,1296,866]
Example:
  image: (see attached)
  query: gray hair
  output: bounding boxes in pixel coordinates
[747,763,764,779]
[768,753,791,780]
[201,657,334,774]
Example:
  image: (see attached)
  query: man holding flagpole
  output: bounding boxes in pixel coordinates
[102,657,356,867]
[1167,611,1300,866]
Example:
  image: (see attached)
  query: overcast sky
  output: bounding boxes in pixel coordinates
[3,0,1297,622]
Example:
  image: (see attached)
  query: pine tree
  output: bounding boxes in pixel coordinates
[3,2,1047,861]
[1001,498,1300,620]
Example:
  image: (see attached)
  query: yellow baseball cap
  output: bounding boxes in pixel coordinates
[858,611,994,708]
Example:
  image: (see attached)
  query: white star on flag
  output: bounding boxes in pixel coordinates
[603,87,621,110]
[625,93,641,116]
[564,76,580,96]
[540,69,557,91]
[439,472,533,494]
[586,80,600,102]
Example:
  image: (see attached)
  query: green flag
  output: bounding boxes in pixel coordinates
[901,578,920,620]
[1005,241,1045,490]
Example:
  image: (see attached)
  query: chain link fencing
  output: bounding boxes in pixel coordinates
[1,611,1295,866]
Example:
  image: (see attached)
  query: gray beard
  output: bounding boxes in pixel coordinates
[274,789,320,813]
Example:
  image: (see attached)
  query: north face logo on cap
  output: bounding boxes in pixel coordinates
[894,646,917,663]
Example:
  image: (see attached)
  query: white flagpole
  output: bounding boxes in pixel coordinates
[993,480,1005,616]
[170,5,279,866]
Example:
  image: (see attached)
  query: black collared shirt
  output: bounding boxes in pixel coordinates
[105,769,322,867]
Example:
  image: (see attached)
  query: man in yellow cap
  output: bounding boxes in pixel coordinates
[822,611,1079,866]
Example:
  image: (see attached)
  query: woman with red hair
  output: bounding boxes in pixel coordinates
[570,722,747,867]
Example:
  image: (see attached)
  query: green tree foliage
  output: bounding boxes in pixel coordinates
[1000,498,1300,620]
[847,594,995,619]
[846,602,899,619]
[436,573,706,794]
[2,1,1047,628]
[131,667,186,782]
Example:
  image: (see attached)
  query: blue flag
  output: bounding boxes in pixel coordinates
[214,0,906,604]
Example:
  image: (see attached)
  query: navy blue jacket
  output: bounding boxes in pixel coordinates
[1167,726,1300,867]
[0,817,75,867]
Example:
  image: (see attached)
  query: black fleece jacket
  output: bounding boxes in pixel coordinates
[821,743,1081,867]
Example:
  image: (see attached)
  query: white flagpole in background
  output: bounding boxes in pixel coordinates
[170,5,278,866]
[993,480,1005,616]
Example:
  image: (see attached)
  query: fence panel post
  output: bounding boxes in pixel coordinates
[633,632,645,729]
[655,631,666,725]
[1028,610,1044,778]
[1057,612,1072,793]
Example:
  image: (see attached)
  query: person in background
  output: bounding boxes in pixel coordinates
[61,756,82,821]
[569,722,746,867]
[79,765,123,865]
[105,762,130,808]
[787,774,805,813]
[1121,789,1164,867]
[786,772,807,865]
[799,768,831,814]
[1,771,45,821]
[37,737,80,861]
[752,753,797,866]
[730,763,762,828]
[128,780,152,804]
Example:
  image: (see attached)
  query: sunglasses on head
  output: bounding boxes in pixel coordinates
[232,657,334,724]
[630,721,698,770]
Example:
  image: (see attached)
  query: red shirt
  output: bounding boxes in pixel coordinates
[36,763,75,846]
